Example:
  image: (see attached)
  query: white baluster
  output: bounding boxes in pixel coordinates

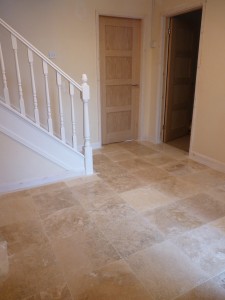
[81,74,93,175]
[56,72,66,142]
[0,43,10,105]
[69,83,77,150]
[43,61,53,134]
[28,48,40,125]
[11,34,25,115]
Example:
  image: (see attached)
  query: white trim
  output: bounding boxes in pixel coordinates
[95,10,147,144]
[0,170,85,195]
[190,151,225,174]
[155,1,206,145]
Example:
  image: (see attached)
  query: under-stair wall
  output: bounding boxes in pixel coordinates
[0,18,93,193]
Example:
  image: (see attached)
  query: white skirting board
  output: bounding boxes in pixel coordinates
[189,151,225,174]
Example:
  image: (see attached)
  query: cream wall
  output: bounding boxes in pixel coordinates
[0,0,152,145]
[0,132,66,187]
[1,0,225,173]
[150,0,225,166]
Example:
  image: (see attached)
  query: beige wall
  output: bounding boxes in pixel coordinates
[0,132,65,185]
[1,0,225,171]
[0,0,152,145]
[150,0,225,165]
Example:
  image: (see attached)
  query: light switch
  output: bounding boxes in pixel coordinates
[48,51,56,59]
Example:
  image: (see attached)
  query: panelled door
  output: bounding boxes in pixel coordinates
[99,16,141,145]
[163,12,201,142]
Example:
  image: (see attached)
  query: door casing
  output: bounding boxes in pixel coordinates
[156,2,206,154]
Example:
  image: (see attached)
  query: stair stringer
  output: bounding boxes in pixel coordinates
[0,99,85,173]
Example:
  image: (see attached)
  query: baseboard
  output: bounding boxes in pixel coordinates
[189,151,225,174]
[0,170,85,195]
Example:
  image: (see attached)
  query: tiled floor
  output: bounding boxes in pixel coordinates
[1,141,225,299]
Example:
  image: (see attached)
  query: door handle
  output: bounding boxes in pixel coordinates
[132,84,139,87]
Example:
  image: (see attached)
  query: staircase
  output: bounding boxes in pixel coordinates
[0,18,93,192]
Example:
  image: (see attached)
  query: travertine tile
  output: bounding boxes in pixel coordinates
[126,241,207,300]
[68,259,150,300]
[175,280,225,300]
[208,184,225,202]
[65,174,100,187]
[0,220,48,255]
[133,166,171,185]
[116,158,153,172]
[28,182,67,196]
[182,169,225,189]
[69,180,115,205]
[127,145,157,156]
[162,159,208,176]
[143,153,177,166]
[52,227,120,279]
[0,194,38,227]
[173,225,225,276]
[90,200,163,256]
[43,206,92,240]
[103,173,146,193]
[120,186,176,212]
[33,188,80,218]
[144,200,203,239]
[176,193,225,223]
[104,150,136,162]
[151,176,203,199]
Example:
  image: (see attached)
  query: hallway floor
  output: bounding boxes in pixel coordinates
[1,141,225,299]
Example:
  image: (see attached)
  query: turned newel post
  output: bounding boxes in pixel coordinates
[81,74,93,175]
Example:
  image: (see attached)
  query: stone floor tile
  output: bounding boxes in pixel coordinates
[52,227,120,279]
[182,169,225,189]
[173,225,225,277]
[68,259,150,300]
[151,176,203,199]
[33,188,80,218]
[120,186,176,212]
[144,200,204,239]
[0,194,38,227]
[143,153,177,166]
[0,220,48,255]
[42,205,92,241]
[176,193,225,223]
[133,166,171,185]
[161,159,208,176]
[126,241,207,300]
[175,279,225,300]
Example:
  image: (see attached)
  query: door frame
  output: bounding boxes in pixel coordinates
[156,1,207,154]
[96,11,146,145]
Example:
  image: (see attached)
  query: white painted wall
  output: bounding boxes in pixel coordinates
[0,132,67,188]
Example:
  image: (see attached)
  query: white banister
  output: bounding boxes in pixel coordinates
[70,83,78,150]
[28,48,40,125]
[0,18,81,91]
[81,74,93,175]
[0,43,10,105]
[11,34,25,115]
[0,18,93,176]
[56,72,66,142]
[43,61,53,134]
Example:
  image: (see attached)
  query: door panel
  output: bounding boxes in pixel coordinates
[164,11,201,142]
[99,16,141,145]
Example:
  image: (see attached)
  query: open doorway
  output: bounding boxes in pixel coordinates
[163,9,202,152]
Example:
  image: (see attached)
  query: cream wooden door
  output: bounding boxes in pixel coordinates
[163,12,201,142]
[99,16,141,145]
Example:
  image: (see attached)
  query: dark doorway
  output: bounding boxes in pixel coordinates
[163,9,202,152]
